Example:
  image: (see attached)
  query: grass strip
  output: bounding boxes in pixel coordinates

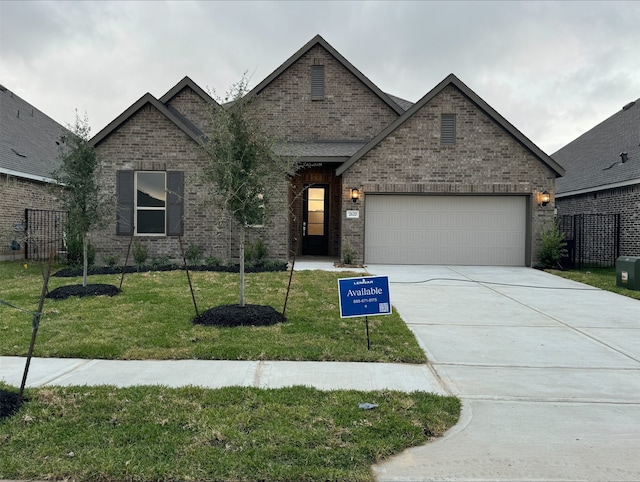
[0,383,460,482]
[547,267,640,301]
[0,261,426,363]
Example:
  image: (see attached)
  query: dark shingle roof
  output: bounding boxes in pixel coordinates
[0,85,68,182]
[274,141,367,159]
[385,93,414,112]
[553,99,640,195]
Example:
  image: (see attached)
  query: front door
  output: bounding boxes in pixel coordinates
[302,185,329,255]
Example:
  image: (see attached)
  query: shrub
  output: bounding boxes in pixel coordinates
[151,255,171,269]
[205,256,222,267]
[538,222,568,269]
[246,239,268,266]
[184,244,202,266]
[102,254,120,268]
[133,240,148,268]
[65,232,95,268]
[342,238,354,265]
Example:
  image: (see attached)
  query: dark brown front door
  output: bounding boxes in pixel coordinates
[302,185,329,255]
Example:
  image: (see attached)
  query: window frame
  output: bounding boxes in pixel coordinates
[134,170,167,236]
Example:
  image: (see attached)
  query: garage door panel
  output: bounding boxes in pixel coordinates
[365,195,526,266]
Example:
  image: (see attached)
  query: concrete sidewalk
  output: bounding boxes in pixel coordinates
[1,357,445,394]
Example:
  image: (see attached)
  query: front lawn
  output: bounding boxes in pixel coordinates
[0,383,460,482]
[0,261,426,363]
[547,267,640,301]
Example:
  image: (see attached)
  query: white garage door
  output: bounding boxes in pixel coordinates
[365,195,527,266]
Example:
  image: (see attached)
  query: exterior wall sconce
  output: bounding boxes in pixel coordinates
[351,187,361,203]
[537,190,550,207]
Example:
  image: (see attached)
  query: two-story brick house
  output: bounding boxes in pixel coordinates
[90,35,564,266]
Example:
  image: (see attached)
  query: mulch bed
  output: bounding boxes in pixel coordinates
[46,284,120,300]
[193,304,286,327]
[52,262,288,278]
[0,389,21,419]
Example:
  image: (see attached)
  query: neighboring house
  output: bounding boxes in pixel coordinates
[91,35,564,267]
[553,99,640,261]
[0,85,67,261]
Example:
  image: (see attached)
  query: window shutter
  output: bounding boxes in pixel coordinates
[166,171,184,236]
[311,65,325,100]
[116,170,134,236]
[441,114,456,144]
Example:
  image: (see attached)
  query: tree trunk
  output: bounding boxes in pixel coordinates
[82,232,88,288]
[239,223,245,307]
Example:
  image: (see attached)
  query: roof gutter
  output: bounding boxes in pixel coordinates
[0,167,56,184]
[556,177,640,198]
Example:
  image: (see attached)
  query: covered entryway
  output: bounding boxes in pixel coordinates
[364,195,527,266]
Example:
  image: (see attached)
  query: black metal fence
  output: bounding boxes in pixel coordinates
[558,214,620,268]
[24,209,68,261]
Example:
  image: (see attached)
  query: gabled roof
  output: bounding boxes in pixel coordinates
[242,34,405,116]
[159,75,216,106]
[90,92,204,147]
[0,85,69,183]
[337,74,565,177]
[553,99,640,196]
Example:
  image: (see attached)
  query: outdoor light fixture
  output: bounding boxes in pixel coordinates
[538,190,550,207]
[351,188,360,203]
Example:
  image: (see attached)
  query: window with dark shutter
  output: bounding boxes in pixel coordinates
[116,170,183,237]
[116,170,134,236]
[311,65,325,100]
[441,114,456,145]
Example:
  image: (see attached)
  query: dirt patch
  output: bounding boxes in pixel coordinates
[46,284,120,300]
[193,304,286,327]
[0,389,21,419]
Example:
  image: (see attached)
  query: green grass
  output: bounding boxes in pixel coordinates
[0,261,426,363]
[547,267,640,301]
[0,383,460,482]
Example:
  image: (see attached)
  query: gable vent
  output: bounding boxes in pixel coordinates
[441,114,456,144]
[311,65,325,100]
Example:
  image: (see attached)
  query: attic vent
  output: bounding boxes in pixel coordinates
[441,114,456,144]
[622,101,635,111]
[311,65,325,100]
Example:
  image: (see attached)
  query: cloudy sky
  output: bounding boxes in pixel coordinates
[1,0,638,154]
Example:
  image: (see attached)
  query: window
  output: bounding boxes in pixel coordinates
[136,171,166,234]
[116,170,183,236]
[441,113,456,145]
[311,65,325,100]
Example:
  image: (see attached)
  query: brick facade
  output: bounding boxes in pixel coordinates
[556,184,640,256]
[0,174,63,261]
[91,38,560,267]
[340,85,557,265]
[250,45,399,142]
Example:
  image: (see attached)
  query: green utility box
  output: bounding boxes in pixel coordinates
[616,256,640,291]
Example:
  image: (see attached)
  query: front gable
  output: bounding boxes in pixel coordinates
[338,74,565,179]
[246,36,402,142]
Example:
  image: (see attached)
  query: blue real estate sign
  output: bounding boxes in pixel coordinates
[338,276,391,318]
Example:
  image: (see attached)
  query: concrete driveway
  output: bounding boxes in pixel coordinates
[367,265,640,481]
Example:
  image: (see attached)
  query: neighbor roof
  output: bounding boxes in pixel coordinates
[0,85,68,182]
[243,34,405,116]
[553,99,640,196]
[337,74,565,177]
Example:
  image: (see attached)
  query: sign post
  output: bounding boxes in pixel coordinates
[338,275,391,349]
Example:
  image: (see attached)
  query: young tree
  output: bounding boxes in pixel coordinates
[200,77,297,306]
[52,112,104,287]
